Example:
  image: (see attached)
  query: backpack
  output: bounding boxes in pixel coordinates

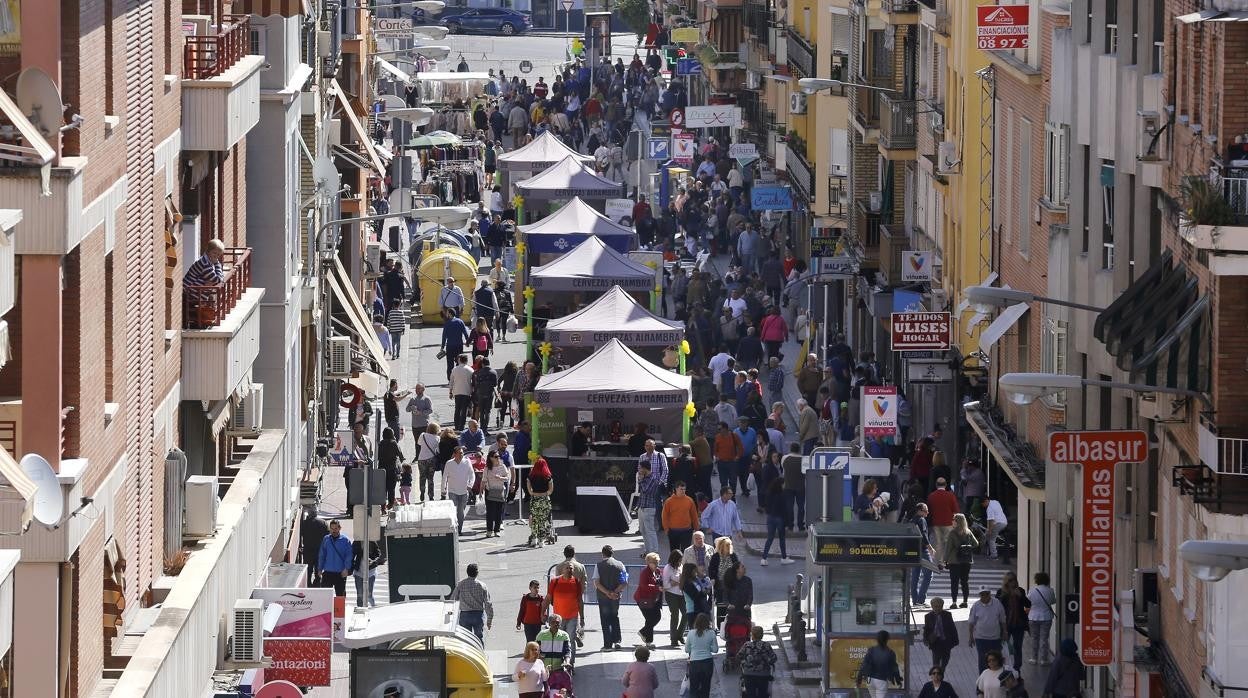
[956,533,975,563]
[474,332,490,352]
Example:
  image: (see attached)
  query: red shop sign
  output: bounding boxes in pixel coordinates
[265,638,333,687]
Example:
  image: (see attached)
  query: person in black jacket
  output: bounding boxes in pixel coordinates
[298,506,329,585]
[1043,639,1085,698]
[856,630,903,696]
[472,358,499,429]
[917,666,959,698]
[922,598,960,671]
[377,427,406,509]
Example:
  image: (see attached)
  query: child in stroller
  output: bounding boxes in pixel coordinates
[721,614,753,673]
[546,665,574,697]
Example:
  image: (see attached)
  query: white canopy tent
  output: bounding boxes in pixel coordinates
[544,286,684,347]
[519,196,638,255]
[514,155,624,200]
[529,236,654,292]
[497,131,594,171]
[533,339,691,408]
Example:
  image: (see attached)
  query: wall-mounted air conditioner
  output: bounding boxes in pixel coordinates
[227,384,265,436]
[930,111,944,134]
[184,475,218,538]
[1137,110,1162,162]
[1138,393,1189,423]
[327,336,352,377]
[232,599,265,663]
[790,92,808,115]
[867,191,882,212]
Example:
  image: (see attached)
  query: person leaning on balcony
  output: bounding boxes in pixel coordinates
[184,238,226,291]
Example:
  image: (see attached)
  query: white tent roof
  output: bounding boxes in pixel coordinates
[529,236,654,292]
[515,155,624,199]
[520,196,636,239]
[545,286,684,346]
[498,131,594,171]
[533,338,691,408]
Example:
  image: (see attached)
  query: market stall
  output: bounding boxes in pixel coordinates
[520,196,637,260]
[496,131,594,197]
[529,339,691,511]
[513,154,624,223]
[544,285,684,365]
[808,522,924,698]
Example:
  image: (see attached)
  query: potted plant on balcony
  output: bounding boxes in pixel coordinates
[1179,176,1240,248]
[694,42,719,68]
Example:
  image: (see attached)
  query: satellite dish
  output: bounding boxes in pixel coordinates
[19,453,63,527]
[313,155,342,194]
[16,68,65,139]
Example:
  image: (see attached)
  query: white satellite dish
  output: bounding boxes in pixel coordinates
[313,155,342,194]
[16,67,65,139]
[19,453,63,527]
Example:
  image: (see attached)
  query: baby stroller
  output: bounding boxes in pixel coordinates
[466,451,486,504]
[546,665,574,697]
[721,614,752,673]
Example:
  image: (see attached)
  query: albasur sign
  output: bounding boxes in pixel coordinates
[1049,430,1148,668]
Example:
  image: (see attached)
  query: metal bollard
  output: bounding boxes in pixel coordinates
[788,573,807,662]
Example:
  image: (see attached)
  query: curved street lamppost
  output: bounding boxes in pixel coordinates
[963,285,1107,313]
[797,78,900,94]
[996,372,1211,408]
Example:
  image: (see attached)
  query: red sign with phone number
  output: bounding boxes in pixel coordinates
[976,5,1030,50]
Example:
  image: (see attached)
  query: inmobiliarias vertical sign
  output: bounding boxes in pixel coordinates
[1048,430,1148,667]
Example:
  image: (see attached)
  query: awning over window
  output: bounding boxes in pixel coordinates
[231,0,312,16]
[963,401,1046,500]
[978,302,1030,353]
[1093,250,1211,394]
[327,258,391,380]
[326,79,387,177]
[375,58,412,85]
[1177,9,1248,23]
[0,445,38,533]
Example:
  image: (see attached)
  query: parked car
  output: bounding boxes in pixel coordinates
[439,8,531,35]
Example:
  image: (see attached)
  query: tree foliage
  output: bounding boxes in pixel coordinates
[614,0,651,41]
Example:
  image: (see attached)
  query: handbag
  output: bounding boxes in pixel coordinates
[679,676,690,697]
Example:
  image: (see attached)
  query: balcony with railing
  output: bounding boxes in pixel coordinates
[786,143,813,203]
[1179,176,1248,252]
[880,0,919,23]
[879,94,917,153]
[827,175,848,218]
[851,199,890,261]
[850,74,886,131]
[744,0,772,44]
[182,15,264,151]
[182,245,265,402]
[787,25,816,78]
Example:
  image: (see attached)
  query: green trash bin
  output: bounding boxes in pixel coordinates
[386,500,460,601]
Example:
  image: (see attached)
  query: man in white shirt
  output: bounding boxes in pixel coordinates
[439,277,465,317]
[722,288,747,319]
[981,496,1008,559]
[449,355,475,431]
[707,349,733,391]
[443,446,477,535]
[968,586,1007,673]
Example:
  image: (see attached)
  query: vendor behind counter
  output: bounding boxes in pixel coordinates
[548,422,675,510]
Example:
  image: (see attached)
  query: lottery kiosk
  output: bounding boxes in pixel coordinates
[809,522,924,697]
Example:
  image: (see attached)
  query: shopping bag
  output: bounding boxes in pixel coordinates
[474,500,486,516]
[679,676,690,696]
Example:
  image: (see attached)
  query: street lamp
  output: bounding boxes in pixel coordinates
[797,78,899,94]
[964,285,1107,313]
[1179,540,1248,582]
[996,372,1210,407]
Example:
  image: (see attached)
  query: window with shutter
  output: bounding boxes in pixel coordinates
[1041,317,1067,407]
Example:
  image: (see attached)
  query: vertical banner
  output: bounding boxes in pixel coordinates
[1048,430,1148,668]
[861,386,898,438]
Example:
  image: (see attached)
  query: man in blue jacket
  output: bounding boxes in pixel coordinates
[440,310,470,379]
[317,519,354,596]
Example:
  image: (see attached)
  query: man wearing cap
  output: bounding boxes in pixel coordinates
[927,478,960,566]
[968,586,1008,673]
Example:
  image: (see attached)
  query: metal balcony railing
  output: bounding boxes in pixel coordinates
[787,145,812,201]
[880,95,917,150]
[1215,436,1248,475]
[184,15,251,79]
[884,0,919,13]
[787,26,815,78]
[850,73,886,128]
[827,175,848,217]
[854,199,890,248]
[184,247,253,329]
[1226,176,1248,222]
[934,0,951,36]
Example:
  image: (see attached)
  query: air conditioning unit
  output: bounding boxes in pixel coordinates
[365,241,383,275]
[930,111,945,134]
[317,30,332,57]
[184,475,219,538]
[831,163,848,177]
[1137,110,1162,162]
[1138,393,1190,423]
[867,191,882,212]
[790,92,808,115]
[937,141,960,174]
[232,599,266,663]
[227,384,265,436]
[327,336,352,377]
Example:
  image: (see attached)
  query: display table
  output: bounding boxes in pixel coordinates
[548,455,639,510]
[573,486,631,534]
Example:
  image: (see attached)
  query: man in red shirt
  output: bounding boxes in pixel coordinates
[632,194,652,224]
[533,77,549,100]
[926,477,960,566]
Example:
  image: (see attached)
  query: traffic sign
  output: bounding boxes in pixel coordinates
[676,58,703,75]
[646,137,670,160]
[976,4,1030,50]
[560,0,574,10]
[809,448,852,471]
[890,312,952,351]
[669,108,685,128]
